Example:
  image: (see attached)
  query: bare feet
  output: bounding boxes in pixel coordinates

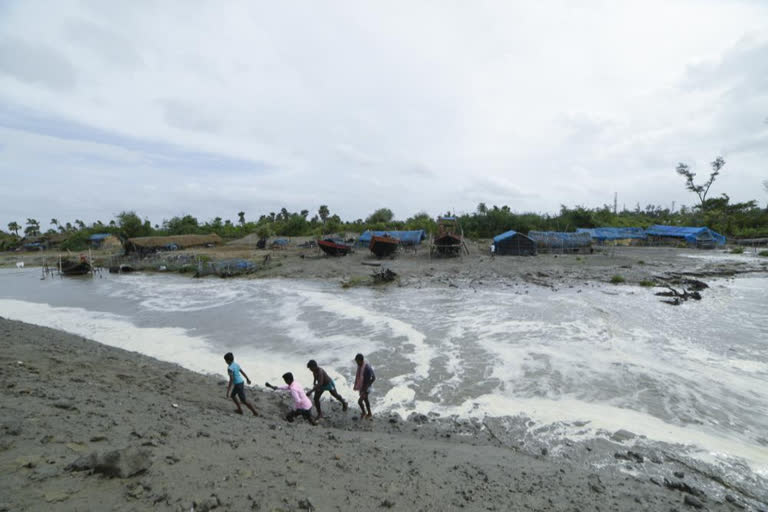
[234,409,243,415]
[366,413,373,420]
[360,412,366,419]
[342,401,348,411]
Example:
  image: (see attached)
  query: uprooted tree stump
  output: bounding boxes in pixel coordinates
[372,268,398,284]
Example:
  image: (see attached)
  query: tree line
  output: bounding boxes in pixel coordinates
[3,156,768,251]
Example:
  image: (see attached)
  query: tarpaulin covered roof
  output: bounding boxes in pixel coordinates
[576,227,647,241]
[357,230,426,246]
[528,231,592,248]
[646,225,726,245]
[493,230,524,243]
[89,233,113,241]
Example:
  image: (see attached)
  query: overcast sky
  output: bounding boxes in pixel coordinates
[1,0,767,229]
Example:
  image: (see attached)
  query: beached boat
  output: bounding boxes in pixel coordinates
[431,216,466,257]
[317,238,352,257]
[369,234,399,258]
[60,257,92,276]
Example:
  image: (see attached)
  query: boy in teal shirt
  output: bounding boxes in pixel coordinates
[224,352,258,416]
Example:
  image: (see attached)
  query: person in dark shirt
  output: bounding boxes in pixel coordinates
[306,360,348,420]
[353,353,376,419]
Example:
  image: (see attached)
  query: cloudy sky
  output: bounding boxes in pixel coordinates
[1,0,767,228]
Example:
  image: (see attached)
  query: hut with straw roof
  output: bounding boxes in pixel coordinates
[125,234,223,257]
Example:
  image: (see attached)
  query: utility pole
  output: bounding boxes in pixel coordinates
[613,192,618,215]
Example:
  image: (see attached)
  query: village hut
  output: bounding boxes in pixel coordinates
[356,230,426,247]
[125,233,223,256]
[528,231,592,254]
[576,227,646,246]
[645,225,725,249]
[492,230,536,256]
[89,233,121,250]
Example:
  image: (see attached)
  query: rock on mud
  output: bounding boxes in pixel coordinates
[66,447,153,478]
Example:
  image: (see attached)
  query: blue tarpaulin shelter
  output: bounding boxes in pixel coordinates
[646,225,726,248]
[576,227,647,242]
[492,230,536,255]
[528,231,592,252]
[357,230,426,247]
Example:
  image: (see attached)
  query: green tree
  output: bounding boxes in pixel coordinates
[50,218,59,229]
[116,211,148,238]
[365,208,394,225]
[238,211,246,225]
[164,214,200,234]
[75,219,86,230]
[676,156,725,210]
[8,221,20,236]
[318,205,330,224]
[24,218,40,237]
[256,224,272,241]
[477,203,488,214]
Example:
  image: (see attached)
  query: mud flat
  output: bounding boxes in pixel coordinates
[1,318,766,511]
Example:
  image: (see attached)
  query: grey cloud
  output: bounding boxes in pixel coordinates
[65,19,141,68]
[0,37,76,90]
[685,38,768,95]
[160,99,221,134]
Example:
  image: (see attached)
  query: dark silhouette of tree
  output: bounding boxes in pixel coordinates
[676,156,725,210]
[477,203,488,214]
[24,218,40,237]
[318,205,329,224]
[365,208,394,224]
[237,211,246,225]
[7,221,20,236]
[50,218,59,229]
[116,211,148,238]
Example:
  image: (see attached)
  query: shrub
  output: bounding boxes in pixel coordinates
[729,246,744,254]
[639,280,656,287]
[759,250,768,257]
[637,260,645,265]
[610,274,625,284]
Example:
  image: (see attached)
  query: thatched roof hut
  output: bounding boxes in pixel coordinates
[125,234,223,255]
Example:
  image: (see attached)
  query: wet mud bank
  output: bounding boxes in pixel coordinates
[1,318,766,511]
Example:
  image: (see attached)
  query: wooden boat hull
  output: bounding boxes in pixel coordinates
[432,234,463,257]
[369,236,399,258]
[317,239,351,257]
[61,261,91,276]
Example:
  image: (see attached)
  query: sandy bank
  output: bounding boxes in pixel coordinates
[1,318,766,511]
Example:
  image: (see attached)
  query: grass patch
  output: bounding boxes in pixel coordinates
[729,246,744,254]
[759,250,768,257]
[637,260,645,265]
[639,280,656,287]
[341,276,369,288]
[610,274,625,284]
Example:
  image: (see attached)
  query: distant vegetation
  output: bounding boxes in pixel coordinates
[3,195,768,252]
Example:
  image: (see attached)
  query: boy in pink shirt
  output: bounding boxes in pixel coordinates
[265,372,317,425]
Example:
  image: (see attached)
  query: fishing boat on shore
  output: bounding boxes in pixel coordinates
[369,234,399,258]
[431,216,467,257]
[317,238,352,257]
[60,256,92,276]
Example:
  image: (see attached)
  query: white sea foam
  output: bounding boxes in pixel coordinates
[393,395,768,476]
[292,288,436,381]
[0,298,301,387]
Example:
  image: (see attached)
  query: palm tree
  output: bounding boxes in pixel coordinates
[237,211,246,225]
[318,205,329,224]
[50,218,59,229]
[8,221,20,236]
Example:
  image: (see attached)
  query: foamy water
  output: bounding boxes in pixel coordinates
[1,268,766,477]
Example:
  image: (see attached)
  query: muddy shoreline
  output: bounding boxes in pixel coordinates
[1,318,766,511]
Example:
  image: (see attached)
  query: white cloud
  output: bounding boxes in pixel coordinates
[0,0,766,228]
